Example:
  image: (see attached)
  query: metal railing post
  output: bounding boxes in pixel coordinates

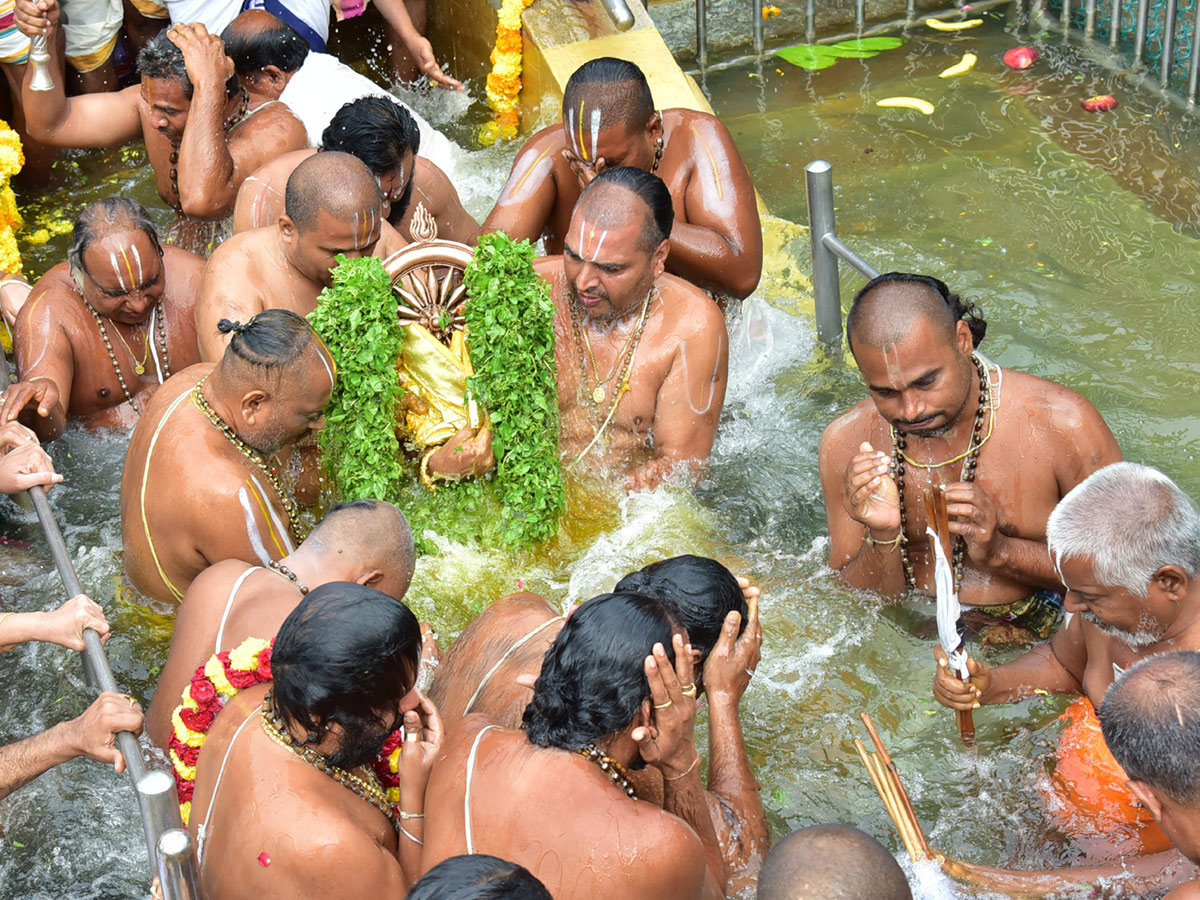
[157,830,201,900]
[1084,0,1097,38]
[1133,0,1149,66]
[696,0,708,68]
[805,161,844,346]
[752,0,763,54]
[1160,0,1178,86]
[1189,0,1200,101]
[1110,0,1123,48]
[855,0,866,31]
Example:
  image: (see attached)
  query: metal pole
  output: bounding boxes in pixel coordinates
[805,0,815,41]
[136,770,186,861]
[26,486,146,778]
[696,0,707,69]
[805,161,844,346]
[598,0,634,30]
[1084,0,1097,38]
[1133,0,1149,66]
[1110,0,1123,48]
[1060,0,1071,32]
[157,830,201,900]
[1189,0,1200,101]
[1160,0,1178,87]
[752,0,763,54]
[906,0,916,23]
[822,234,881,280]
[855,0,866,31]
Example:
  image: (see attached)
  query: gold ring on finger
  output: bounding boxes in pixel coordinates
[653,699,673,710]
[680,683,697,698]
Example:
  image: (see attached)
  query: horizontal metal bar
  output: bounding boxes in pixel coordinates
[822,233,881,280]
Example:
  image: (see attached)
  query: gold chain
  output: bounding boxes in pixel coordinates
[895,354,997,470]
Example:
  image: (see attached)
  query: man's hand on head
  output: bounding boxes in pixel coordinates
[166,23,235,95]
[632,633,702,779]
[702,596,761,705]
[14,0,58,38]
[561,150,605,191]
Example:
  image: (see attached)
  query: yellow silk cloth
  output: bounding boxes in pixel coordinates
[396,324,483,449]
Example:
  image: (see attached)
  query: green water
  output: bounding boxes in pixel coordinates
[3,7,1200,897]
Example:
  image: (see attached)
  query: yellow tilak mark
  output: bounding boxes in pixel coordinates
[245,477,287,558]
[513,146,552,195]
[119,247,135,287]
[578,100,588,161]
[702,145,724,201]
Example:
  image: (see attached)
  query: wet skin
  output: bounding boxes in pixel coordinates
[819,315,1123,607]
[484,107,763,300]
[194,208,406,362]
[4,237,203,440]
[118,353,332,604]
[233,148,479,244]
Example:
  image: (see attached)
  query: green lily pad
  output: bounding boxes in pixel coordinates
[777,36,904,70]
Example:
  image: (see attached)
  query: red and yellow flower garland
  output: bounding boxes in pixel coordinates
[479,0,537,146]
[168,636,408,825]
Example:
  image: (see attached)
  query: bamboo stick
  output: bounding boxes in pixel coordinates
[860,713,933,858]
[928,487,977,744]
[867,750,924,861]
[853,739,921,860]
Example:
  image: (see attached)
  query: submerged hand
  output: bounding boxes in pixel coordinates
[845,441,901,537]
[427,426,495,479]
[933,645,990,711]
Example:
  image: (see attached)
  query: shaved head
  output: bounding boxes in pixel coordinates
[846,272,986,356]
[575,167,672,253]
[306,499,416,600]
[284,151,383,232]
[757,824,912,900]
[562,58,654,134]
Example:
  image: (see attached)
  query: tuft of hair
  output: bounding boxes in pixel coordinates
[576,167,673,253]
[284,150,382,232]
[221,10,309,77]
[306,499,416,599]
[406,855,553,900]
[522,591,678,751]
[1100,651,1200,807]
[139,29,239,100]
[67,198,162,282]
[757,824,913,900]
[845,272,986,355]
[1047,462,1200,597]
[272,581,421,748]
[321,96,421,172]
[562,57,654,132]
[615,555,746,662]
[216,308,317,378]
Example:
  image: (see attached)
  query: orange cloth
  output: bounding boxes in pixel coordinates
[1043,696,1172,856]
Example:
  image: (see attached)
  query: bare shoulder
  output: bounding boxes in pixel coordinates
[1002,368,1103,425]
[19,266,80,321]
[181,559,250,606]
[659,275,721,331]
[820,399,878,459]
[164,245,206,278]
[1167,880,1200,900]
[628,806,709,899]
[533,255,561,281]
[203,228,267,275]
[674,107,736,142]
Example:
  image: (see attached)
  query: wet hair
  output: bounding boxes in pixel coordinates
[321,96,421,172]
[1047,462,1200,597]
[757,824,913,900]
[846,272,987,353]
[577,167,673,252]
[284,151,382,232]
[221,11,310,77]
[523,592,678,751]
[406,855,553,900]
[1100,652,1200,807]
[562,57,655,130]
[138,29,240,101]
[67,198,163,285]
[216,308,318,375]
[305,499,416,599]
[272,581,421,749]
[615,555,746,662]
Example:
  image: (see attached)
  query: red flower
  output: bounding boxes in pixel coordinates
[256,650,273,681]
[177,780,194,802]
[226,667,261,689]
[189,676,219,709]
[169,734,202,766]
[179,707,215,732]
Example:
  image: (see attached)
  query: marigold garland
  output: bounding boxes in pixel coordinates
[0,120,23,274]
[480,0,537,146]
[168,636,408,825]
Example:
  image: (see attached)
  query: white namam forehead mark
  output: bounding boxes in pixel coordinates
[108,251,129,291]
[576,216,608,262]
[588,107,601,162]
[679,328,725,415]
[314,343,335,391]
[566,108,581,156]
[130,244,145,284]
[353,207,380,251]
[881,342,903,388]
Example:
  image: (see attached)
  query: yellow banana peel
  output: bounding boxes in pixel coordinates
[926,17,984,30]
[876,96,935,115]
[939,52,978,77]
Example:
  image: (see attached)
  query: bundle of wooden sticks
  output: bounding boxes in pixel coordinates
[853,712,933,862]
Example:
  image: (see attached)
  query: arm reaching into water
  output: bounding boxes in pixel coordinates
[942,848,1198,897]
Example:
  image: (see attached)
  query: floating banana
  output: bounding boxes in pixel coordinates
[939,52,977,77]
[876,96,935,115]
[925,16,983,30]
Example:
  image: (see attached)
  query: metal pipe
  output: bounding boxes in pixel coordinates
[822,234,881,280]
[805,0,815,40]
[27,485,146,782]
[805,161,844,346]
[1060,0,1071,32]
[855,0,866,32]
[1160,0,1178,87]
[1189,0,1200,101]
[28,35,54,92]
[137,770,185,862]
[1133,0,1149,67]
[598,0,634,31]
[906,0,916,23]
[157,830,201,900]
[752,0,763,54]
[1110,0,1123,48]
[1084,0,1097,38]
[696,0,707,69]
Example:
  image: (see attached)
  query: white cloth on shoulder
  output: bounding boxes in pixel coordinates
[164,0,332,45]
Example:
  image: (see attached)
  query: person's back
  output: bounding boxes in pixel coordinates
[757,824,912,900]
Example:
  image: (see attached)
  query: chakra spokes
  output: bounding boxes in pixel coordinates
[381,210,474,346]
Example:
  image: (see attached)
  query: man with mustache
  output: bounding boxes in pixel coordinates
[819,272,1120,628]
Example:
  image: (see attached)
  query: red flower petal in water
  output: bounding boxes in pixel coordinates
[1003,46,1039,69]
[1081,94,1118,111]
[258,852,271,867]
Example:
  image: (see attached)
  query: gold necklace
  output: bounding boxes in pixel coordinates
[190,377,305,546]
[577,743,638,799]
[259,694,397,827]
[109,322,150,375]
[570,287,653,407]
[84,302,171,414]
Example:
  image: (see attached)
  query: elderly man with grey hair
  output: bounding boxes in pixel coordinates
[933,460,1200,712]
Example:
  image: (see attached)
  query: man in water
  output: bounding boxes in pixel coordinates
[120,309,335,604]
[483,57,762,300]
[220,11,458,165]
[756,824,913,900]
[15,13,306,227]
[820,272,1121,626]
[232,95,477,244]
[421,591,726,900]
[428,555,766,890]
[146,499,417,747]
[195,151,405,362]
[187,583,441,896]
[533,166,727,490]
[1,199,203,440]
